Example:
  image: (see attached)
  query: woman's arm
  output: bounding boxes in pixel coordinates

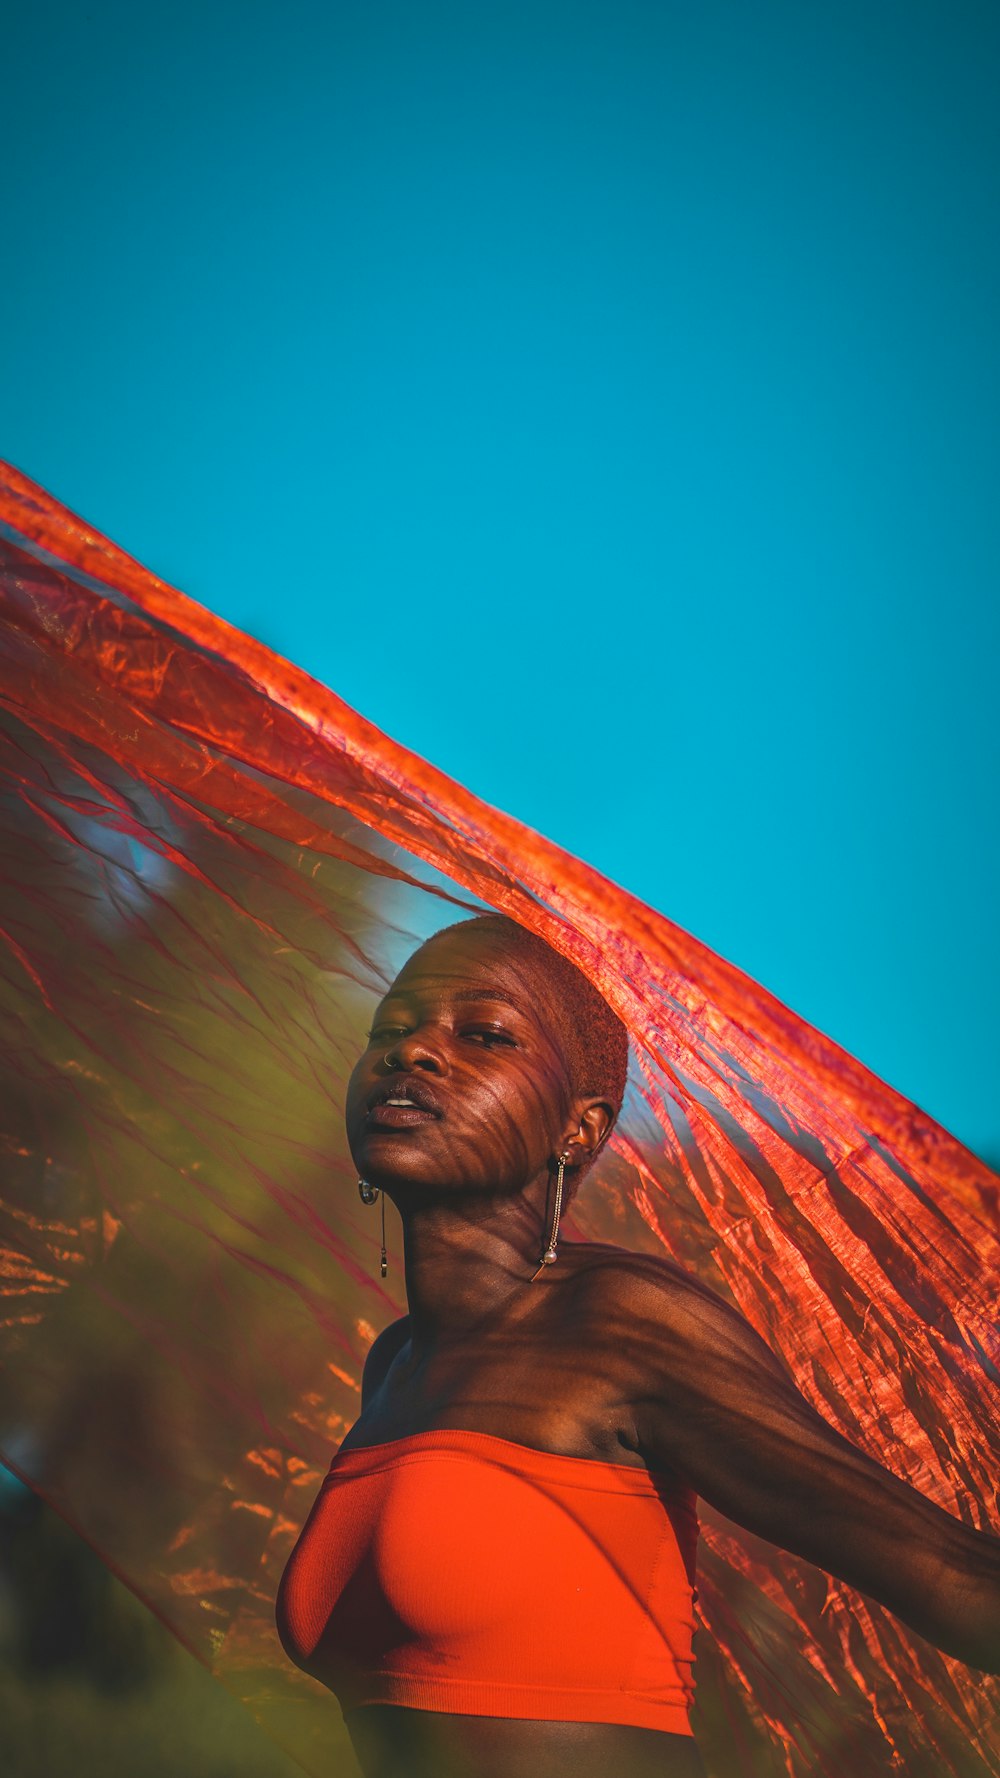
[632,1271,1000,1672]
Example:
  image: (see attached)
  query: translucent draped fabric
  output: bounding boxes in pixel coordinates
[0,459,997,1778]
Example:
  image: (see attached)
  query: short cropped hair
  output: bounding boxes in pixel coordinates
[429,913,629,1122]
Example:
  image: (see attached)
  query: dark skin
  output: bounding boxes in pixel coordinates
[337,924,1000,1778]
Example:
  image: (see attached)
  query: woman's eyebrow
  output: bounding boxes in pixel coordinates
[449,988,525,1011]
[372,987,525,1012]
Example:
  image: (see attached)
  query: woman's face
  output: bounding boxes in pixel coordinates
[345,926,577,1203]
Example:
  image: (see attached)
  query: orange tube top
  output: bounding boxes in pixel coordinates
[275,1429,700,1736]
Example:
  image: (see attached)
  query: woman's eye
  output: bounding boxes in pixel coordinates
[368,1024,409,1042]
[463,1027,515,1048]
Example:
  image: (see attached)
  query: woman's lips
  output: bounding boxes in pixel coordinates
[365,1077,442,1126]
[366,1102,440,1130]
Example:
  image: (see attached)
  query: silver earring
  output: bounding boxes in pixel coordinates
[357,1179,388,1278]
[530,1152,568,1281]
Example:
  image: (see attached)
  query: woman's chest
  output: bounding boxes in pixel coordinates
[341,1327,639,1468]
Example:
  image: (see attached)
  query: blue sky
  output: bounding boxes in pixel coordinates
[5,1,998,1159]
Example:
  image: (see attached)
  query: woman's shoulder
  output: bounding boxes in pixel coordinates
[566,1237,693,1297]
[565,1239,739,1332]
[360,1313,411,1406]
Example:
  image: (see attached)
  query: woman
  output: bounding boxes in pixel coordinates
[276,912,1000,1778]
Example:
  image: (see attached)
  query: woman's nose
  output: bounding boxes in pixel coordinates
[383,1030,445,1072]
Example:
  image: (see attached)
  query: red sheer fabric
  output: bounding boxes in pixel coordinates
[0,460,997,1777]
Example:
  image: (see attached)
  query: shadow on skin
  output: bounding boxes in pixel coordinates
[345,1706,709,1778]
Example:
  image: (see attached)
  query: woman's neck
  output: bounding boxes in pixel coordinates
[396,1188,551,1349]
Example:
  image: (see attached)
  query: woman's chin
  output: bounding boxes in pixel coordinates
[355,1130,444,1191]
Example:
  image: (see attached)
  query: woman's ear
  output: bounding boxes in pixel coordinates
[564,1098,615,1170]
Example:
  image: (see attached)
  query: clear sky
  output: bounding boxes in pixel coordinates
[4,1,998,1161]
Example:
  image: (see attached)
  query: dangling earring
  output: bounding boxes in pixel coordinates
[358,1179,388,1278]
[530,1151,569,1281]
